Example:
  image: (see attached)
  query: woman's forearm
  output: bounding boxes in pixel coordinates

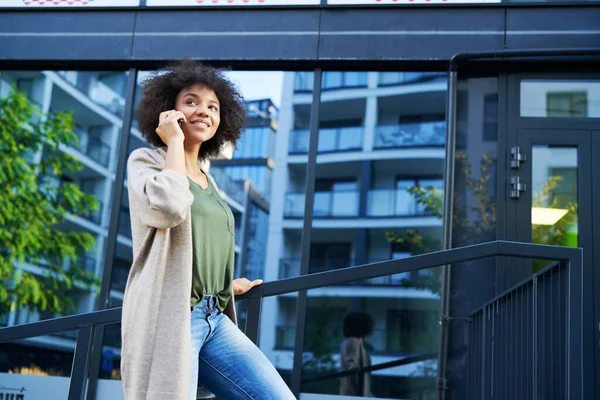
[164,137,186,176]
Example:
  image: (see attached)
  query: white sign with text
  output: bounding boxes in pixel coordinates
[328,0,501,4]
[0,373,126,400]
[0,0,140,7]
[147,0,320,6]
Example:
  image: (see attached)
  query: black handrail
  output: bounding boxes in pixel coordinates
[0,240,583,400]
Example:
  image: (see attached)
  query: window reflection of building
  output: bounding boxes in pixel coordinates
[0,69,129,372]
[261,71,447,398]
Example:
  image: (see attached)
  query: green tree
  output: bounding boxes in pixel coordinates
[0,86,100,319]
[385,151,497,294]
[387,150,577,286]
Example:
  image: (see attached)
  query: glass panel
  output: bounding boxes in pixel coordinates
[294,70,446,398]
[531,146,578,272]
[96,69,309,395]
[1,70,126,391]
[0,331,78,400]
[520,79,600,118]
[446,77,500,399]
[300,278,440,399]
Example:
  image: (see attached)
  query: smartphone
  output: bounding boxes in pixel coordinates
[177,119,184,126]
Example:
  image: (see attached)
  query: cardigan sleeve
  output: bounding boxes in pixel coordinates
[127,148,194,229]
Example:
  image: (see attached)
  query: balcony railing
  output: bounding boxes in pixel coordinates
[75,255,96,273]
[373,121,445,149]
[71,127,111,168]
[285,188,440,219]
[80,199,103,225]
[294,72,368,92]
[284,190,359,218]
[378,71,446,86]
[0,241,583,400]
[367,188,438,217]
[288,126,364,154]
[209,167,246,205]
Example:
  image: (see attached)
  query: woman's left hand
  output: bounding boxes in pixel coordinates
[232,278,263,295]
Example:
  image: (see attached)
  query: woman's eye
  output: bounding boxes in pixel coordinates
[187,100,197,105]
[210,106,218,111]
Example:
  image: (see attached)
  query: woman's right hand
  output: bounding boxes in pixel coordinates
[156,110,187,146]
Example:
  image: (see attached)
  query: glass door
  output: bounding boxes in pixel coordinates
[509,128,596,397]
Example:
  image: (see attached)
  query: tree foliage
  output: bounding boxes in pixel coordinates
[0,85,100,318]
[386,149,578,288]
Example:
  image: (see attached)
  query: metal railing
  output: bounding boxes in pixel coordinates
[373,121,446,149]
[288,126,364,154]
[467,260,574,400]
[0,241,583,400]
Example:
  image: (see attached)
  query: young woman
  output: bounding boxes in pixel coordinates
[120,60,295,400]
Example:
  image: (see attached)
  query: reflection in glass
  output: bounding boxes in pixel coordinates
[520,79,600,118]
[531,146,578,272]
[285,71,447,398]
[1,70,128,392]
[0,331,79,399]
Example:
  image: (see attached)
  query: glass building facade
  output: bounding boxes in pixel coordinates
[0,2,599,400]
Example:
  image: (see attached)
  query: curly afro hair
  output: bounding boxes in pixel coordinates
[137,59,247,161]
[343,312,374,338]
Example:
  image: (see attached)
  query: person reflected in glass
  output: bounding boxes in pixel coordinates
[340,312,374,397]
[121,59,295,400]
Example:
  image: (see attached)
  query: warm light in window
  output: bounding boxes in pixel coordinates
[531,207,569,226]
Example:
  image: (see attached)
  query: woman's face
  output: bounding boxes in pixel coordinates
[174,84,220,144]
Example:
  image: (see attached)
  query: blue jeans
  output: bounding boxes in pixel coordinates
[190,295,296,400]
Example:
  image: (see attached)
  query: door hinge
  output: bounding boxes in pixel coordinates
[511,146,526,169]
[510,176,526,199]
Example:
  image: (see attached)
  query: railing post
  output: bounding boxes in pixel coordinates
[67,326,94,400]
[567,251,583,400]
[245,296,262,344]
[437,64,458,400]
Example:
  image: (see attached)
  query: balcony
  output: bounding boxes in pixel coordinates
[75,255,96,273]
[56,71,126,117]
[284,191,359,218]
[71,126,111,168]
[374,121,445,149]
[284,187,438,219]
[367,188,436,217]
[209,167,246,205]
[293,72,368,93]
[378,72,446,87]
[288,126,364,154]
[82,199,103,225]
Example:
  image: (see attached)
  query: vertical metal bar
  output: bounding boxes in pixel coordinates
[437,67,457,400]
[244,296,262,344]
[291,69,322,398]
[86,68,137,400]
[560,263,566,398]
[568,251,583,400]
[481,309,486,400]
[237,182,252,277]
[533,275,538,400]
[67,326,94,400]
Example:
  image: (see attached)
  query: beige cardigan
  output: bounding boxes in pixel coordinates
[121,147,237,400]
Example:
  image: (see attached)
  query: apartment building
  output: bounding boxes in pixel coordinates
[257,71,446,395]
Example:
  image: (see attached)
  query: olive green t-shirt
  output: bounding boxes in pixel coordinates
[188,176,235,311]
